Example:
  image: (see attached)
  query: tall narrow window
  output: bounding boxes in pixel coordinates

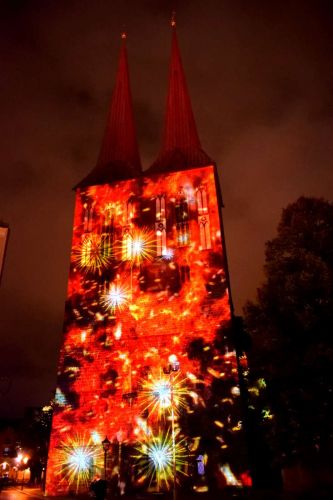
[155,195,167,256]
[175,189,190,247]
[122,227,132,261]
[196,185,211,250]
[99,277,109,296]
[101,203,115,260]
[81,235,92,266]
[126,199,135,222]
[122,198,135,261]
[82,199,94,233]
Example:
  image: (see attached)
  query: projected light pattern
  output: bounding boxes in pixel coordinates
[101,282,130,312]
[74,234,110,273]
[46,166,245,496]
[134,430,187,489]
[68,449,90,473]
[120,227,157,265]
[152,379,171,408]
[139,372,188,419]
[54,435,101,494]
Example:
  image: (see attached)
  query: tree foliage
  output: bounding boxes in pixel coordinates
[244,197,333,467]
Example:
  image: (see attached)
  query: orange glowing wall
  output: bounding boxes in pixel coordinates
[45,165,243,495]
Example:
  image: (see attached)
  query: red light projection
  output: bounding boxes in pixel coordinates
[46,165,245,495]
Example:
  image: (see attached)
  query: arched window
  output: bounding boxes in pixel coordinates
[155,194,167,256]
[101,203,115,259]
[196,186,211,250]
[122,226,132,261]
[82,198,94,233]
[122,198,135,261]
[175,189,190,247]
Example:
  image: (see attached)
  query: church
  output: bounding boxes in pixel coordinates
[46,21,247,495]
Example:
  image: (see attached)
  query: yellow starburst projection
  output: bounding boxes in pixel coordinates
[139,371,188,419]
[119,227,156,266]
[101,283,130,312]
[73,234,111,273]
[133,430,187,490]
[55,434,102,493]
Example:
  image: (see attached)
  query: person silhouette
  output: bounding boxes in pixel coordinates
[90,474,107,500]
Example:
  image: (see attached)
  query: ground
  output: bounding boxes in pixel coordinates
[1,486,332,500]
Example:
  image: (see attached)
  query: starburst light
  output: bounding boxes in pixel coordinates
[133,430,187,489]
[73,234,110,273]
[139,372,188,419]
[55,434,102,493]
[101,283,130,312]
[118,227,156,265]
[162,248,174,260]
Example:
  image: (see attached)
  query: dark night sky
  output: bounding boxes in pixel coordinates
[1,0,333,417]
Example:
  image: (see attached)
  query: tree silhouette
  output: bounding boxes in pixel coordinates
[244,197,333,473]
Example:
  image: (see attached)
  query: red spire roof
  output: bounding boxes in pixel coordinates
[76,34,141,189]
[148,25,212,174]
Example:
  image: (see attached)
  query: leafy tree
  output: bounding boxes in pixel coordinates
[244,197,333,471]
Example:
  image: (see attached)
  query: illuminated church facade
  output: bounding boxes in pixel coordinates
[46,25,247,495]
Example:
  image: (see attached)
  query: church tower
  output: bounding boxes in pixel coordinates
[46,25,246,496]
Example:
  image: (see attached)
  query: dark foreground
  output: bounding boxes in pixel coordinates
[1,486,332,500]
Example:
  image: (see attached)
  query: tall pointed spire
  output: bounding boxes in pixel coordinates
[148,16,212,174]
[77,33,141,189]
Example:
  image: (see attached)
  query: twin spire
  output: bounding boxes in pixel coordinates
[149,24,212,173]
[77,33,141,188]
[77,22,211,189]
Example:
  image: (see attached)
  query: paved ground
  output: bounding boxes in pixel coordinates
[1,486,332,500]
[0,488,44,500]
